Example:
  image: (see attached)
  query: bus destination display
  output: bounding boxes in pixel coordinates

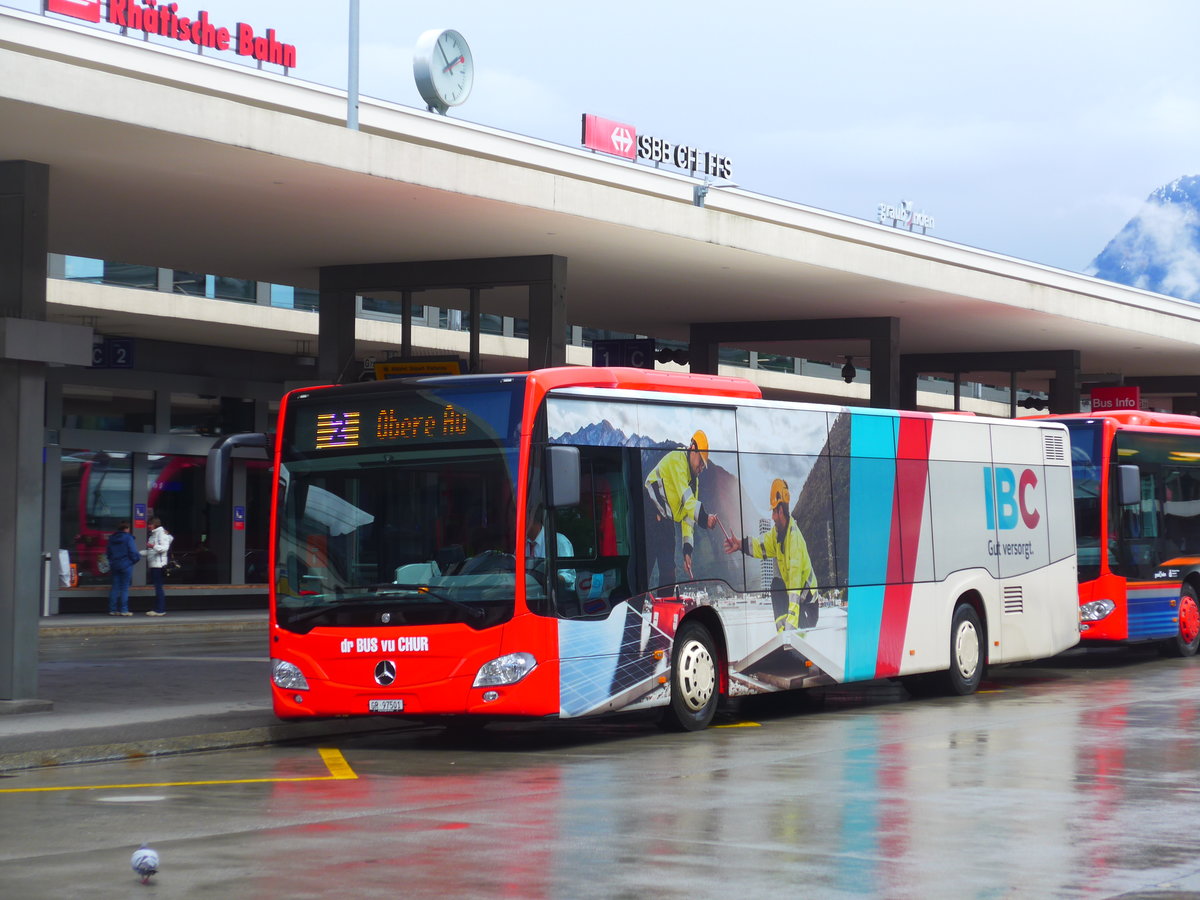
[312,404,469,450]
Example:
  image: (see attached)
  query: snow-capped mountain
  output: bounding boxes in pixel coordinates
[1088,175,1200,300]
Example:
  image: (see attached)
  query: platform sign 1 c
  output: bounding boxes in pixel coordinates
[591,338,655,369]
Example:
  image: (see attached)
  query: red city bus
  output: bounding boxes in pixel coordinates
[1041,410,1200,655]
[210,367,1079,731]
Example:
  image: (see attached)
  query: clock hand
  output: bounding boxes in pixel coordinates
[443,55,465,73]
[436,40,452,70]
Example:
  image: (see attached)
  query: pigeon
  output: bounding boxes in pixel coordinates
[131,844,159,884]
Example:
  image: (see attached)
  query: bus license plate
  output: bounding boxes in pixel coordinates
[369,699,404,712]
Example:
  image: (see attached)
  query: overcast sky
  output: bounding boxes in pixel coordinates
[35,0,1200,273]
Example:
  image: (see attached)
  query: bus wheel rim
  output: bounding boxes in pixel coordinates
[677,639,716,711]
[1181,594,1200,644]
[954,621,980,678]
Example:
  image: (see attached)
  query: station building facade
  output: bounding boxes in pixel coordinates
[9,0,1200,629]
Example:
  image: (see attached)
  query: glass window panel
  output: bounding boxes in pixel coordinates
[360,295,425,318]
[64,256,104,281]
[757,353,795,373]
[147,454,221,585]
[171,393,221,436]
[103,261,157,289]
[61,386,154,432]
[211,275,256,302]
[173,270,206,297]
[719,347,750,367]
[60,449,132,586]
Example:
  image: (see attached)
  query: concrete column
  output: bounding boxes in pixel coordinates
[230,464,247,583]
[1049,351,1081,414]
[0,161,48,704]
[868,318,900,409]
[468,287,481,373]
[131,453,151,588]
[687,324,720,375]
[527,256,567,369]
[317,274,357,383]
[401,291,413,358]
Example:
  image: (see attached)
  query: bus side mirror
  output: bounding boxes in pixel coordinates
[206,432,269,504]
[546,445,580,509]
[1117,464,1141,507]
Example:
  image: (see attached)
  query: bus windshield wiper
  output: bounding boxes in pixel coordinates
[391,583,485,620]
[282,584,483,628]
[284,600,391,628]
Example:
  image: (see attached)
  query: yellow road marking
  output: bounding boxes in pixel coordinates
[318,747,357,779]
[0,748,358,794]
[714,721,762,728]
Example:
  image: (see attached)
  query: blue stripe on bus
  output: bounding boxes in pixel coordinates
[846,414,897,682]
[1127,587,1179,640]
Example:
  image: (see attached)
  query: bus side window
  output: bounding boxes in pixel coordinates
[1163,466,1200,554]
[549,446,634,618]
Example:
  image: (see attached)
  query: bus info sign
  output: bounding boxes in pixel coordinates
[44,0,298,68]
[1090,386,1141,412]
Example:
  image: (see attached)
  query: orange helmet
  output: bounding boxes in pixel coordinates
[690,430,710,465]
[769,477,790,511]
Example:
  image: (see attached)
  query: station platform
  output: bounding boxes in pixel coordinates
[0,611,408,772]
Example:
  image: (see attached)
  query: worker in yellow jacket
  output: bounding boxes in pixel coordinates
[725,478,819,631]
[644,430,716,587]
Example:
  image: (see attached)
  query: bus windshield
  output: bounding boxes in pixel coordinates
[1062,420,1104,581]
[275,381,523,632]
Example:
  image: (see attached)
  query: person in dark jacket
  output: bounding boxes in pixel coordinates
[107,521,141,616]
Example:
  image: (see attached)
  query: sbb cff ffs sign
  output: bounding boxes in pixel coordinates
[1090,386,1141,412]
[581,113,733,179]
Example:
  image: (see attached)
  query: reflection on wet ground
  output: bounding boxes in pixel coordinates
[6,649,1200,898]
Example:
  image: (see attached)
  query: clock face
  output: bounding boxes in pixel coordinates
[414,29,474,113]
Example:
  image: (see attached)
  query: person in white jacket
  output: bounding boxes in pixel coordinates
[145,517,174,616]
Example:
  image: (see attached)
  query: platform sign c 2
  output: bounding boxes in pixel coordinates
[134,503,146,528]
[233,506,245,531]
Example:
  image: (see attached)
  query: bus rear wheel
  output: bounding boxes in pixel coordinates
[905,604,984,696]
[660,621,719,732]
[937,603,985,695]
[945,603,984,694]
[1163,584,1200,658]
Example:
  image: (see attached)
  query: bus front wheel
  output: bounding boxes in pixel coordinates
[1163,584,1200,658]
[660,621,719,732]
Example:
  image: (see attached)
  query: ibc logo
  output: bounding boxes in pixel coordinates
[984,467,1040,530]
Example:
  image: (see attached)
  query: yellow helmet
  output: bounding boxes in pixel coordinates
[769,477,790,511]
[691,430,710,464]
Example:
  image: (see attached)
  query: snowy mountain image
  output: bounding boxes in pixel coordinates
[1089,175,1200,300]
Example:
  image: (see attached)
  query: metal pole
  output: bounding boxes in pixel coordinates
[347,0,360,130]
[41,552,51,618]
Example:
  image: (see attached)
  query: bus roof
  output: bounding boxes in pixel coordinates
[1043,410,1200,432]
[526,366,762,400]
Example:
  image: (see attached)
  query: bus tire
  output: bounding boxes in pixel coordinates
[660,620,719,732]
[941,602,985,695]
[1163,584,1200,658]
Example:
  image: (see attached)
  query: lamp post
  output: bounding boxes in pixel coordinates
[347,0,360,130]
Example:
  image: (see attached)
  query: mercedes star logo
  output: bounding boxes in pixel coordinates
[374,659,396,686]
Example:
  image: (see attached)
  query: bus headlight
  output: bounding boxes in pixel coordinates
[272,659,310,690]
[1080,598,1116,622]
[473,652,537,687]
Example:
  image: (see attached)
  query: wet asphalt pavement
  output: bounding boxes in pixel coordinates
[2,625,1200,898]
